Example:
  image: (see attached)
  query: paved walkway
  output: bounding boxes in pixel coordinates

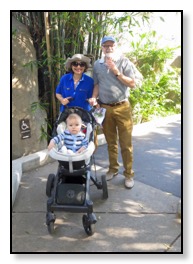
[12,115,181,253]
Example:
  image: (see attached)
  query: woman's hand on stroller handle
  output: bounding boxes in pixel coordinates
[61,97,74,105]
[67,97,74,102]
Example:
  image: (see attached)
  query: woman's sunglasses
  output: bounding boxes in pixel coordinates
[71,62,86,67]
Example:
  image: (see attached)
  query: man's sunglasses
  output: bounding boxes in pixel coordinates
[102,44,115,48]
[71,62,86,67]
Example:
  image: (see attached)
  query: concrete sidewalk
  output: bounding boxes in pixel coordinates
[12,115,182,253]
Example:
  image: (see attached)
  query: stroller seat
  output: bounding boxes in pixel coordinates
[49,121,95,173]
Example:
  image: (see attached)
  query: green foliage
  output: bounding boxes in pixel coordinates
[31,101,49,113]
[31,102,52,142]
[39,120,52,142]
[127,31,181,124]
[12,28,17,38]
[22,60,39,72]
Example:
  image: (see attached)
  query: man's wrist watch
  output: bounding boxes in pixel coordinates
[116,72,121,77]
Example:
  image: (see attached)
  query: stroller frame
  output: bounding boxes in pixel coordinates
[46,107,108,236]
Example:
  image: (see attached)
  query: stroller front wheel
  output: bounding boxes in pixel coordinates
[82,215,95,236]
[47,221,55,234]
[101,175,108,199]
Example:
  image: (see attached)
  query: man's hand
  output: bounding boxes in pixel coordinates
[88,97,97,106]
[105,57,119,75]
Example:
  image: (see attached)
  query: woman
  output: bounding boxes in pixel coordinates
[56,54,94,112]
[55,54,98,150]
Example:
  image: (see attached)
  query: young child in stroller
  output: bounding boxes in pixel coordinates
[46,107,108,236]
[48,113,88,155]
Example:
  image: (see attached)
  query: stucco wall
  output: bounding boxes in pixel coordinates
[12,17,47,159]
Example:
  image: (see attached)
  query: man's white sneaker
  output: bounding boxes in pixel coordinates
[106,171,118,181]
[125,178,134,189]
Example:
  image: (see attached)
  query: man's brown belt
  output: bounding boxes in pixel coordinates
[101,100,127,107]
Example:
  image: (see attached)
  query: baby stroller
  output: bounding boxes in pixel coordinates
[46,106,108,236]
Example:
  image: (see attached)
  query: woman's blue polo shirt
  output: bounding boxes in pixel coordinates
[56,72,94,112]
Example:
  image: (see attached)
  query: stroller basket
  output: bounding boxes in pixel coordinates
[56,183,85,205]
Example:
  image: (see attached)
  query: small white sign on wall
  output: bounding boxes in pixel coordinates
[19,119,31,139]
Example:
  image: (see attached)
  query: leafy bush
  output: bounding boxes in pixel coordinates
[126,31,181,124]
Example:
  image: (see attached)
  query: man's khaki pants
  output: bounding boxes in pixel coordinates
[102,101,134,179]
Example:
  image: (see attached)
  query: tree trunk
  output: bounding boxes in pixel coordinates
[44,12,57,121]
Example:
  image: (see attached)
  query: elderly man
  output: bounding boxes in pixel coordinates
[89,36,137,189]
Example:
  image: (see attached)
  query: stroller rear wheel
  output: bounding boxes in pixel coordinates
[101,175,108,199]
[82,214,95,236]
[46,174,55,197]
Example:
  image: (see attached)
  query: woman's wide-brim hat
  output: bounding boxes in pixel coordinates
[65,54,91,71]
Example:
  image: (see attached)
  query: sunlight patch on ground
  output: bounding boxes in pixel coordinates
[147,149,180,157]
